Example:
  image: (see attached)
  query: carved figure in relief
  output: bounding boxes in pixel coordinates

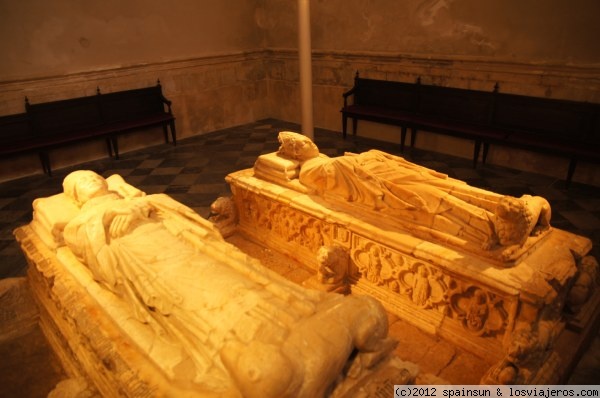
[465,290,488,332]
[381,250,404,293]
[448,285,507,337]
[268,132,552,255]
[39,170,398,398]
[411,265,431,307]
[366,245,384,284]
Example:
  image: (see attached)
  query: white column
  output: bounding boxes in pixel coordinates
[298,0,314,140]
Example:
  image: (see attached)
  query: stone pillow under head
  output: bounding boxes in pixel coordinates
[30,193,79,249]
[254,152,301,182]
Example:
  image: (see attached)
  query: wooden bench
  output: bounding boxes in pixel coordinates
[341,72,599,185]
[0,112,52,173]
[491,92,599,184]
[0,81,176,176]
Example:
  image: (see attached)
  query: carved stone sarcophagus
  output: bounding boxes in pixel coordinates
[16,170,420,398]
[222,132,600,385]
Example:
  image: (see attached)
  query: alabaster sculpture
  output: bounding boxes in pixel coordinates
[303,245,351,295]
[257,131,552,258]
[16,170,416,397]
[222,131,600,385]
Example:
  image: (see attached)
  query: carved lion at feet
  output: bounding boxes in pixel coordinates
[209,196,238,238]
[494,195,551,258]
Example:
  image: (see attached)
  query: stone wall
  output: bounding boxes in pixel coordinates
[266,49,600,185]
[262,0,600,186]
[1,0,599,184]
[0,53,268,181]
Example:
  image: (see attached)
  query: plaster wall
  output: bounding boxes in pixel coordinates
[0,0,263,80]
[0,53,268,182]
[262,0,600,65]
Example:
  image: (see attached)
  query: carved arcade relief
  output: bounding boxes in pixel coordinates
[236,188,334,253]
[351,234,509,337]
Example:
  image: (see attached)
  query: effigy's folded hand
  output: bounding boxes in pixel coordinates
[104,202,152,239]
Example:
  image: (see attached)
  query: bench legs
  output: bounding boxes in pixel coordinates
[473,141,482,168]
[566,158,577,188]
[107,137,119,160]
[167,121,177,145]
[38,152,51,176]
[163,125,169,144]
[482,143,490,164]
[410,128,417,149]
[341,115,358,139]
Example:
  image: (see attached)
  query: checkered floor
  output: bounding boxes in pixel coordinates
[1,118,599,385]
[2,118,599,278]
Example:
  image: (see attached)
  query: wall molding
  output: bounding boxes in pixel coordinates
[2,47,599,113]
[0,50,268,115]
[0,49,268,86]
[1,47,598,185]
[265,48,600,102]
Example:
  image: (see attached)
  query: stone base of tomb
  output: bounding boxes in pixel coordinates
[225,168,600,385]
[14,225,227,398]
[226,231,495,384]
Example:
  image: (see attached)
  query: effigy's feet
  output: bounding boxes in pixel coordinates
[494,194,552,249]
[494,196,534,247]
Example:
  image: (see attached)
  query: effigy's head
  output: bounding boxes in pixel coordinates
[63,170,109,206]
[277,131,319,161]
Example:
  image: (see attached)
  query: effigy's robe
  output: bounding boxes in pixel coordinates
[224,131,600,385]
[15,173,418,397]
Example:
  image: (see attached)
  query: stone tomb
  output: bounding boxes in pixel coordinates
[15,170,432,397]
[220,131,600,385]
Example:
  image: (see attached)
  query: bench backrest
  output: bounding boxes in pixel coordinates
[417,85,494,125]
[349,74,598,145]
[589,107,600,145]
[354,77,495,125]
[26,96,103,136]
[355,78,416,112]
[0,113,32,145]
[493,93,594,139]
[99,86,167,124]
